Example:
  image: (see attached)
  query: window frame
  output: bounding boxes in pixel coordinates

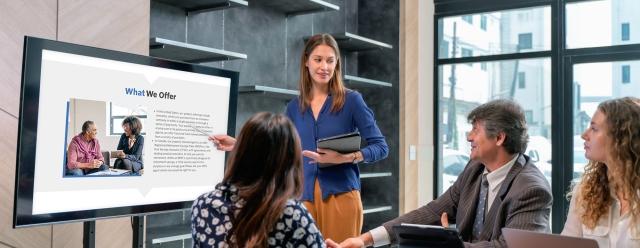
[108,102,148,136]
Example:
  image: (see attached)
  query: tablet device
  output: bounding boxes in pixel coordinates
[316,131,361,153]
[502,228,599,248]
[393,223,464,248]
[110,150,124,158]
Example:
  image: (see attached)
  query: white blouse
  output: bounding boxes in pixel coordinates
[562,185,640,248]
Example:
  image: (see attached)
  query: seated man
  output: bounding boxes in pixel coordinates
[66,120,108,176]
[341,99,552,248]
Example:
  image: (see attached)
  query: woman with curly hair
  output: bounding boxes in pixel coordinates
[562,97,640,247]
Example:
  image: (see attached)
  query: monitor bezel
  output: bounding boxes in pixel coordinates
[13,36,238,227]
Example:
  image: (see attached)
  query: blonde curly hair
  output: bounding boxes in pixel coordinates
[576,97,640,229]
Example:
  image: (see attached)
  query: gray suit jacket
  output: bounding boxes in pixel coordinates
[382,154,552,248]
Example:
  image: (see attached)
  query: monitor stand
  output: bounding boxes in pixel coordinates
[82,216,145,248]
[132,216,144,248]
[83,221,95,248]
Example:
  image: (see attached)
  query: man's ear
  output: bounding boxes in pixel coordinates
[495,132,506,146]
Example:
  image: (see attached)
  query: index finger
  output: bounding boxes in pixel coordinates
[302,150,320,159]
[441,212,449,228]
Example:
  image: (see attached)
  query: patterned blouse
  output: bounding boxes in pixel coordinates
[191,183,326,248]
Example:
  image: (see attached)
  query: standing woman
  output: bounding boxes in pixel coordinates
[114,116,144,173]
[562,97,640,247]
[285,33,389,242]
[210,33,389,242]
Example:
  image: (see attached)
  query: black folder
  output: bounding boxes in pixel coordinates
[316,131,361,153]
[393,224,464,248]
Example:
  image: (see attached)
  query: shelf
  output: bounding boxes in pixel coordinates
[239,85,299,100]
[344,75,392,88]
[262,0,339,16]
[331,32,393,51]
[147,224,190,244]
[154,0,248,14]
[363,205,393,215]
[149,37,247,63]
[360,172,392,179]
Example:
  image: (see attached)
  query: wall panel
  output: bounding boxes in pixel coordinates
[0,1,57,247]
[0,0,57,116]
[0,111,52,247]
[57,0,149,56]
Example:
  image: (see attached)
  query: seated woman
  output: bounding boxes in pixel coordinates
[114,116,144,173]
[66,120,108,176]
[191,112,338,247]
[562,97,640,247]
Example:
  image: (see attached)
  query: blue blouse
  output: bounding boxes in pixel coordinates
[286,90,389,201]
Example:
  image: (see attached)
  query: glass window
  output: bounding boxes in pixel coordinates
[440,40,450,59]
[438,6,551,59]
[461,47,473,57]
[108,103,148,135]
[518,33,533,50]
[622,65,631,83]
[567,0,640,48]
[622,22,630,41]
[525,110,535,124]
[481,15,488,31]
[462,15,473,24]
[518,72,526,88]
[572,60,640,180]
[438,58,552,193]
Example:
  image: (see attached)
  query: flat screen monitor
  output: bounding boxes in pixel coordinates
[13,36,238,227]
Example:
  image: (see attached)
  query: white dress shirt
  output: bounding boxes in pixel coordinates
[484,155,517,213]
[562,184,640,248]
[370,155,518,247]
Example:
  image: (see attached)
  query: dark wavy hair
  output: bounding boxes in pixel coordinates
[576,97,640,230]
[467,99,529,154]
[223,112,303,247]
[122,116,142,136]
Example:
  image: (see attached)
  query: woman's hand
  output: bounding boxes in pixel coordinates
[208,134,236,151]
[325,239,342,248]
[117,150,126,159]
[302,148,353,164]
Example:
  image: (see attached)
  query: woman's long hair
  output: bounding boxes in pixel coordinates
[576,97,640,229]
[298,33,346,113]
[223,112,303,247]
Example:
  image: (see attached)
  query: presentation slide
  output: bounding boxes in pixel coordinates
[31,50,230,215]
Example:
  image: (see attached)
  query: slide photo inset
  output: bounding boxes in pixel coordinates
[64,98,146,178]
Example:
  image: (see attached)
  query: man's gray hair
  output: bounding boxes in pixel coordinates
[467,99,529,154]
